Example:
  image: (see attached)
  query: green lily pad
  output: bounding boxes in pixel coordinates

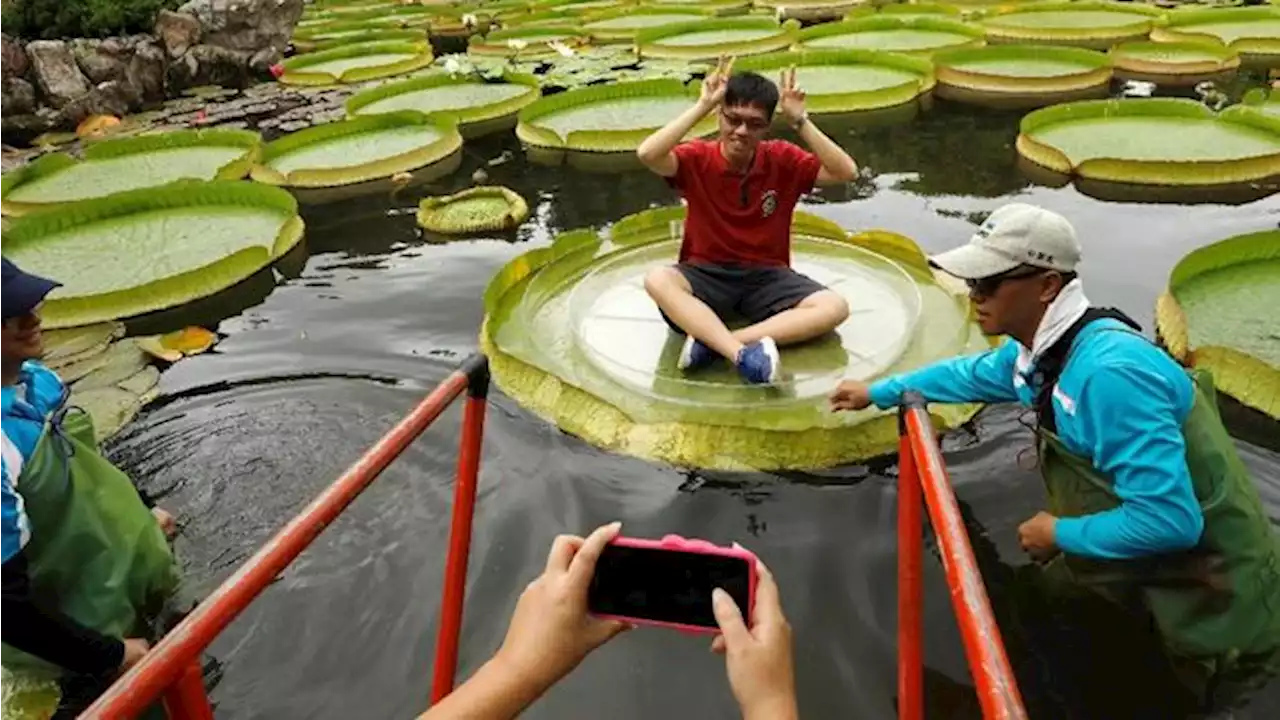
[251,111,463,190]
[733,49,936,113]
[982,2,1163,49]
[582,7,715,43]
[345,72,542,137]
[481,206,987,470]
[1155,229,1280,419]
[516,78,715,151]
[1,180,305,329]
[636,17,800,61]
[417,185,530,234]
[1,129,261,216]
[1241,88,1280,118]
[1150,7,1280,62]
[933,44,1112,107]
[468,25,588,58]
[279,40,434,85]
[291,21,426,53]
[1109,40,1241,86]
[1017,98,1280,186]
[798,16,986,55]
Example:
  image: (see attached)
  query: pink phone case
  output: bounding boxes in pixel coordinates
[591,534,759,636]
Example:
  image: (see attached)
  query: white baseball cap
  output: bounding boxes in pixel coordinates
[928,203,1082,280]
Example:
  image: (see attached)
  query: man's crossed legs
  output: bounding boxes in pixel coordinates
[644,263,851,384]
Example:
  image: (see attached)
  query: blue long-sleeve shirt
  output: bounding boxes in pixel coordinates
[868,319,1204,561]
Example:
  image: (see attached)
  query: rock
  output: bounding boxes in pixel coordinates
[248,48,283,79]
[176,45,255,91]
[73,39,126,86]
[27,40,92,109]
[3,35,30,81]
[178,0,304,54]
[126,38,168,105]
[3,107,60,142]
[60,81,134,125]
[2,77,37,116]
[155,10,202,59]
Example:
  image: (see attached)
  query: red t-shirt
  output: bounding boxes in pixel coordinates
[667,139,821,268]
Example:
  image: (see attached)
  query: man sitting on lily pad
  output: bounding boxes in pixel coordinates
[637,57,859,385]
[1,258,182,718]
[829,204,1280,713]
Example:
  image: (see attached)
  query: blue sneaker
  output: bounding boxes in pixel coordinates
[678,335,717,371]
[736,337,780,384]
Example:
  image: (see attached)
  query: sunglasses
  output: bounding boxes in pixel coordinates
[965,267,1049,299]
[720,109,769,132]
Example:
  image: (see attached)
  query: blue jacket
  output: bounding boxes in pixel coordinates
[2,361,68,563]
[868,319,1204,561]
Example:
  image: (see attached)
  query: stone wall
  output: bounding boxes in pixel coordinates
[2,0,303,143]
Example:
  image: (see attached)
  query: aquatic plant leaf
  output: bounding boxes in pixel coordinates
[1155,229,1280,419]
[516,78,715,151]
[41,321,125,363]
[1149,6,1280,61]
[797,16,985,55]
[346,71,541,137]
[136,327,219,362]
[1,129,261,215]
[279,41,434,85]
[2,180,304,329]
[481,205,985,469]
[636,17,800,61]
[1016,98,1280,186]
[734,49,935,113]
[417,185,530,234]
[756,0,868,23]
[251,111,463,188]
[1109,40,1241,87]
[932,44,1112,105]
[581,6,716,43]
[982,2,1163,49]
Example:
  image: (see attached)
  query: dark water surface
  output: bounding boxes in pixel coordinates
[108,95,1280,719]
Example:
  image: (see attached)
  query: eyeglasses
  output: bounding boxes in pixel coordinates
[720,109,769,132]
[965,266,1049,299]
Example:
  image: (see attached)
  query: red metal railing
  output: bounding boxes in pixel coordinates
[897,391,1028,720]
[79,354,491,718]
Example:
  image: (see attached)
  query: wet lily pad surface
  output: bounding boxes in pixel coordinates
[1031,118,1279,163]
[537,97,697,136]
[266,126,443,173]
[988,10,1153,29]
[355,83,531,115]
[947,57,1099,77]
[303,53,419,76]
[803,29,975,51]
[6,148,248,204]
[655,28,780,46]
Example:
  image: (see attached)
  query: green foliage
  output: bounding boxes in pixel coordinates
[1,0,179,40]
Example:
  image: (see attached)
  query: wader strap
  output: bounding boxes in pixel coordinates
[1032,307,1143,434]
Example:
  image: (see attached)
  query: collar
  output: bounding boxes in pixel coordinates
[1015,278,1090,372]
[709,140,767,178]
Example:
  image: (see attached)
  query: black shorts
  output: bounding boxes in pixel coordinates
[659,262,827,334]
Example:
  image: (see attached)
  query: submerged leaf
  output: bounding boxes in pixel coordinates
[137,327,219,362]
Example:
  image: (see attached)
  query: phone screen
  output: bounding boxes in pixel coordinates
[587,545,752,628]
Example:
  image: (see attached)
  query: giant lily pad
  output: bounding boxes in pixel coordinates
[291,19,427,53]
[428,8,497,39]
[1016,98,1280,186]
[636,17,800,61]
[797,16,986,56]
[581,6,714,43]
[646,0,752,15]
[1150,7,1280,64]
[981,2,1163,49]
[301,3,433,27]
[755,0,869,23]
[417,185,530,235]
[1,129,261,216]
[733,49,936,113]
[346,72,542,137]
[251,111,464,193]
[1109,40,1240,86]
[1155,229,1279,419]
[278,40,434,85]
[516,78,715,152]
[932,44,1113,107]
[468,25,588,58]
[1241,88,1280,118]
[2,180,305,329]
[480,206,988,470]
[846,3,965,21]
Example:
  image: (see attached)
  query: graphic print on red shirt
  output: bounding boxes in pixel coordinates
[667,139,821,268]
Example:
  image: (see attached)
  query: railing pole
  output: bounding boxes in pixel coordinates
[160,661,213,720]
[901,392,1028,720]
[80,365,473,719]
[897,428,924,720]
[430,354,490,703]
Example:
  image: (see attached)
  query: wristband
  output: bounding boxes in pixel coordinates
[790,113,808,131]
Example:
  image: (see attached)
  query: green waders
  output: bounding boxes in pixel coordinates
[1036,369,1280,712]
[0,404,181,715]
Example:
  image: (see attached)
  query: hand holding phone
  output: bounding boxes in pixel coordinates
[587,535,758,634]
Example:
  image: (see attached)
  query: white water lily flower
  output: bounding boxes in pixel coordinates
[548,40,576,57]
[444,56,463,75]
[507,39,529,50]
[462,13,478,27]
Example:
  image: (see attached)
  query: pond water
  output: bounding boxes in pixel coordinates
[106,92,1279,719]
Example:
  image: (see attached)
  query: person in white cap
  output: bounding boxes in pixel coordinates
[829,203,1280,713]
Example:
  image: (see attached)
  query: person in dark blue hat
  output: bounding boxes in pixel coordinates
[2,258,182,718]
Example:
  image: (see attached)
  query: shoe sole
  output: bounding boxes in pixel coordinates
[758,337,781,383]
[677,336,697,370]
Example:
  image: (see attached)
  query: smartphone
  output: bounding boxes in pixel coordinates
[587,535,758,634]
